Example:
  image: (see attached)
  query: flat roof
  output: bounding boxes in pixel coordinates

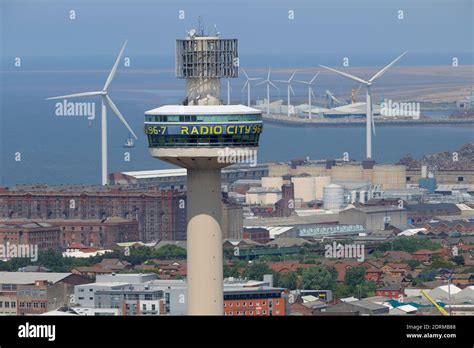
[145,104,262,116]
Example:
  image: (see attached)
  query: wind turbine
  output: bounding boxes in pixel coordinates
[296,72,319,119]
[319,51,407,159]
[256,67,279,115]
[276,71,297,117]
[241,68,262,107]
[46,40,138,186]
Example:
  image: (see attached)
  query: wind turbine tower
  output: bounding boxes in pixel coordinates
[144,29,263,315]
[256,68,278,115]
[296,72,319,119]
[241,68,262,107]
[276,71,297,117]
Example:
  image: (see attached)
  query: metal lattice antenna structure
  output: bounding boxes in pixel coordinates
[276,71,297,117]
[296,72,319,119]
[46,41,137,186]
[241,68,262,106]
[319,51,407,159]
[256,67,279,115]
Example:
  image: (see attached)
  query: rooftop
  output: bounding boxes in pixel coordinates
[145,105,261,116]
[0,272,72,285]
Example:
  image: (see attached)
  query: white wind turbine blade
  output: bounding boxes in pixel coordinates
[310,72,320,84]
[269,81,279,90]
[255,80,266,86]
[241,68,249,80]
[289,71,297,82]
[105,95,138,139]
[369,51,407,83]
[46,91,102,100]
[295,80,309,85]
[267,67,271,80]
[319,65,368,85]
[103,40,128,91]
[242,81,249,92]
[310,87,316,99]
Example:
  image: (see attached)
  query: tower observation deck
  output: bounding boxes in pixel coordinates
[144,28,263,315]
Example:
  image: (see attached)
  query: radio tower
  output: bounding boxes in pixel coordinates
[144,27,263,314]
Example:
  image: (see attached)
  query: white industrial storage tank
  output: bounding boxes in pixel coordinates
[323,184,344,210]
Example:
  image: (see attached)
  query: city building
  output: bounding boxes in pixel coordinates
[338,205,407,231]
[0,221,61,252]
[0,272,90,315]
[0,186,186,242]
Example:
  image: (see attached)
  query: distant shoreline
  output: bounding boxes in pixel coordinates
[262,115,474,128]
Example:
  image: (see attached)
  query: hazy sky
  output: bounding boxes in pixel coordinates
[1,0,472,58]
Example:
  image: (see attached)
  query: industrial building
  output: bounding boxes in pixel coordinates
[338,205,407,231]
[110,164,268,190]
[267,160,406,190]
[0,221,61,252]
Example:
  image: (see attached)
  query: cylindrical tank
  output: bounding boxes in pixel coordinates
[360,190,366,204]
[314,176,331,200]
[262,176,284,189]
[323,184,344,210]
[350,190,357,203]
[291,177,316,202]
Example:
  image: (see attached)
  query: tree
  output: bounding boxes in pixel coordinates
[430,255,454,269]
[244,262,272,281]
[344,266,367,288]
[407,259,421,269]
[153,245,186,260]
[300,266,337,290]
[452,255,465,266]
[223,264,240,278]
[334,283,352,298]
[275,272,298,290]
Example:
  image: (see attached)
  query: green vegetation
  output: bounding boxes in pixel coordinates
[0,245,187,273]
[300,266,337,290]
[377,237,441,253]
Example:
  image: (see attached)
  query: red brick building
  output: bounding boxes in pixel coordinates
[223,287,286,316]
[0,187,186,242]
[243,227,270,244]
[376,283,403,299]
[49,217,139,248]
[0,221,61,252]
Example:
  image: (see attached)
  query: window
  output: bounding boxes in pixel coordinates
[5,302,9,308]
[0,301,2,308]
[11,302,16,308]
[458,177,464,182]
[152,304,156,311]
[406,177,411,182]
